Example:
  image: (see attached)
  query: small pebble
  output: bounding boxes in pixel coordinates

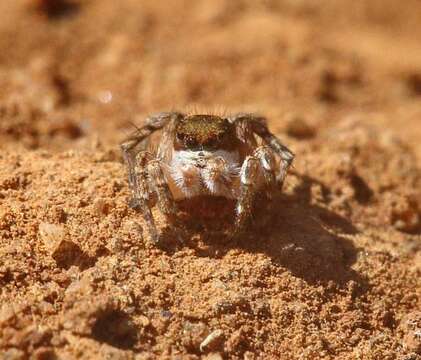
[200,329,224,352]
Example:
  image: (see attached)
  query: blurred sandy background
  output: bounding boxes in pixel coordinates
[0,1,420,359]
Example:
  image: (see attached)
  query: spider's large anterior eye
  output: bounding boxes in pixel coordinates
[186,137,198,148]
[206,137,218,149]
[176,132,184,141]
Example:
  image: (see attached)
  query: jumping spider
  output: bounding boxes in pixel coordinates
[121,112,294,243]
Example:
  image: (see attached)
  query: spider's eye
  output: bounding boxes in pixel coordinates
[176,132,184,141]
[185,137,198,148]
[205,137,218,149]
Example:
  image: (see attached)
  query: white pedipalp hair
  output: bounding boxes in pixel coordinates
[202,160,240,197]
[169,149,241,199]
[169,154,202,198]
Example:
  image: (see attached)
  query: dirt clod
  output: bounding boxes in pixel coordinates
[285,115,316,139]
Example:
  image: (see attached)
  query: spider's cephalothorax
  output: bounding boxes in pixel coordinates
[174,115,237,151]
[121,112,294,243]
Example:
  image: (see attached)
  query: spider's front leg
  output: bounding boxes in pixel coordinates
[147,160,185,243]
[120,112,183,243]
[254,145,277,197]
[130,151,160,243]
[233,156,260,238]
[231,113,295,187]
[232,146,278,237]
[120,111,184,208]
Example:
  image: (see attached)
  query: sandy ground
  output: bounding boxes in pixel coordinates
[0,1,420,359]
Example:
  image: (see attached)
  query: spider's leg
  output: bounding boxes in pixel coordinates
[147,160,177,223]
[253,145,277,197]
[233,156,260,237]
[265,136,294,187]
[147,160,184,243]
[122,111,184,151]
[133,151,159,243]
[120,111,183,207]
[231,113,295,187]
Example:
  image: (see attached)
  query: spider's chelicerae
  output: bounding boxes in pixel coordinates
[121,112,294,243]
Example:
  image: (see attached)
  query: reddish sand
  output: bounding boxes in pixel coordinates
[0,1,420,359]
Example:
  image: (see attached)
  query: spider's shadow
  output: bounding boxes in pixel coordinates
[162,174,367,289]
